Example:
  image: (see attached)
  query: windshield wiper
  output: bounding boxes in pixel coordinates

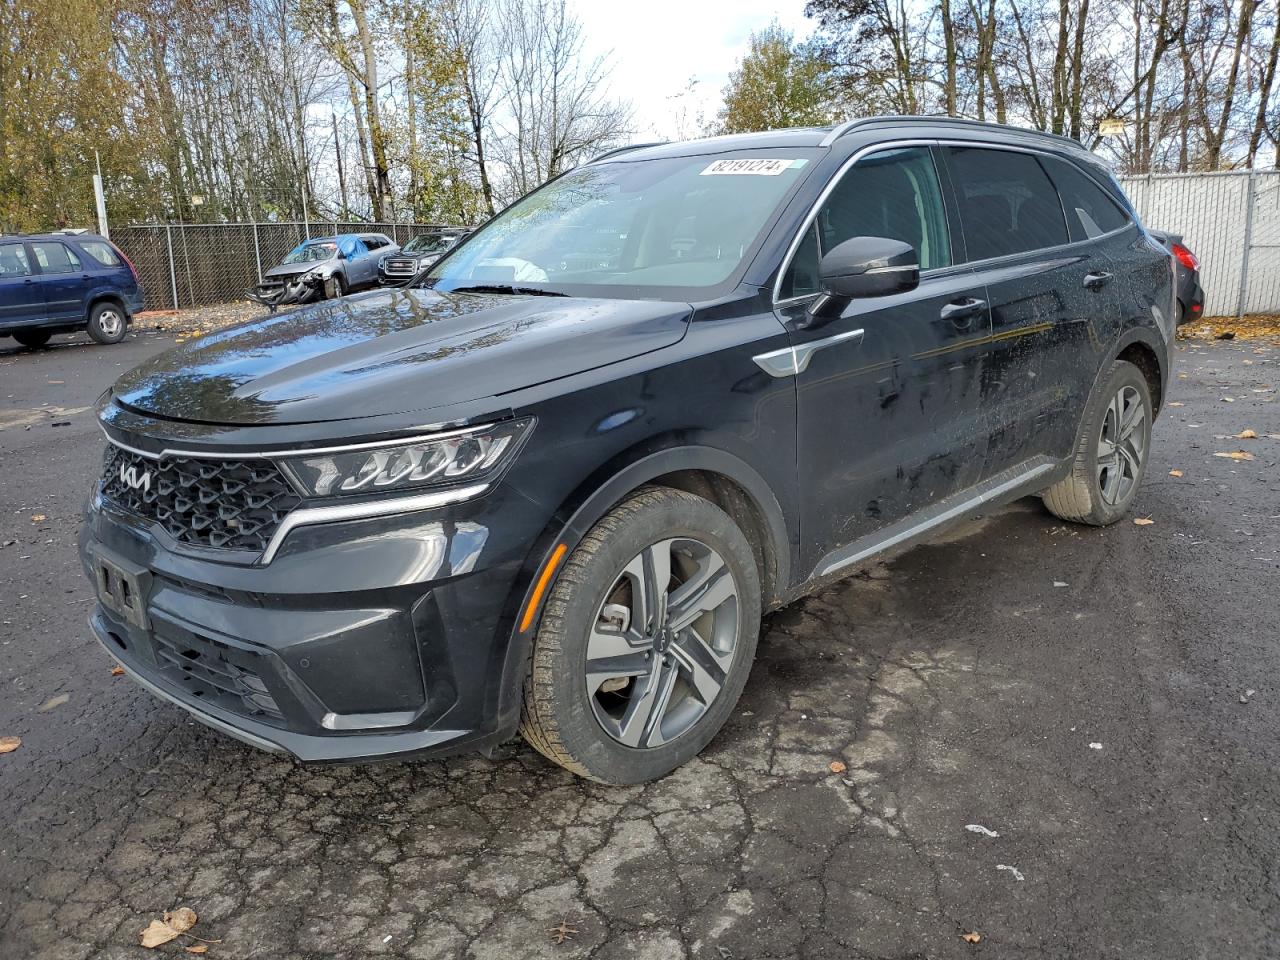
[450,283,568,297]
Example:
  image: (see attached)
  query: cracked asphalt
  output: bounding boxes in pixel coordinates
[1,328,1278,960]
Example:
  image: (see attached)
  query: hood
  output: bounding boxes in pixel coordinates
[111,288,692,426]
[264,262,329,281]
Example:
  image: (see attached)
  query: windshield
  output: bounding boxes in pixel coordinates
[428,150,817,298]
[404,235,458,255]
[283,242,336,264]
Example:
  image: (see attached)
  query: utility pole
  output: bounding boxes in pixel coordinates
[93,151,109,238]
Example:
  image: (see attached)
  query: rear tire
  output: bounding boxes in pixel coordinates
[1042,359,1153,525]
[87,302,128,344]
[324,274,348,300]
[520,487,761,783]
[13,329,52,349]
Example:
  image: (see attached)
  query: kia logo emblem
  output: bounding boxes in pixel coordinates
[119,463,153,494]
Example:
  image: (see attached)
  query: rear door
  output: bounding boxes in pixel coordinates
[0,241,40,327]
[942,145,1119,472]
[777,145,992,573]
[29,240,92,322]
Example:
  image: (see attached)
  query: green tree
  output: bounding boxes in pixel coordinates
[716,24,834,134]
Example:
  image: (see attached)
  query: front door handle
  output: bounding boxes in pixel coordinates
[940,297,986,324]
[1084,271,1113,290]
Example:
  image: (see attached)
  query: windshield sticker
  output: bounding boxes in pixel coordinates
[700,158,796,176]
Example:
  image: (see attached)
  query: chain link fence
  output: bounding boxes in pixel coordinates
[1119,169,1280,317]
[111,222,455,311]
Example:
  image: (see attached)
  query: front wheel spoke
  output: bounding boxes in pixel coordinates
[668,563,735,633]
[1118,441,1142,479]
[585,651,651,694]
[626,541,673,633]
[672,629,728,704]
[587,625,645,662]
[1097,436,1117,458]
[1119,399,1145,441]
[617,659,677,747]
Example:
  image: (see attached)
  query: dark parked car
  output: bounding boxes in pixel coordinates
[247,232,397,308]
[0,231,144,348]
[379,231,470,284]
[1149,229,1203,324]
[82,118,1175,783]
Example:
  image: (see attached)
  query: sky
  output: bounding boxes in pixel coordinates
[570,0,817,141]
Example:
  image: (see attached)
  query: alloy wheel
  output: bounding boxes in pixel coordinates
[1097,384,1146,505]
[586,537,740,748]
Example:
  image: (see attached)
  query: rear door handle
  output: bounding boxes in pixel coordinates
[1084,271,1113,290]
[940,297,986,324]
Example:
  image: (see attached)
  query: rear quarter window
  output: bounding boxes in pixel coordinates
[78,240,122,267]
[1040,156,1132,241]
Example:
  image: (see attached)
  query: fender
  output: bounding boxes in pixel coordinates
[489,443,794,731]
[1101,321,1171,412]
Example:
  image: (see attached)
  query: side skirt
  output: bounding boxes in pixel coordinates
[775,456,1064,607]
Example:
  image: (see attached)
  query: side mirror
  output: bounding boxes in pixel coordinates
[807,236,919,323]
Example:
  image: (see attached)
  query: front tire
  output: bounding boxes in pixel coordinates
[520,487,761,784]
[87,302,127,344]
[13,329,52,349]
[1043,359,1153,525]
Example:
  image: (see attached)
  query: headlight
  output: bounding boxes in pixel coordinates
[279,419,532,498]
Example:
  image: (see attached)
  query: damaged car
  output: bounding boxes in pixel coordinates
[83,118,1176,784]
[247,233,396,309]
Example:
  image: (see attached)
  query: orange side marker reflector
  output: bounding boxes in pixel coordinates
[520,543,567,632]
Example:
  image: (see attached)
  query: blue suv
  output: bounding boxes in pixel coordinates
[0,232,145,348]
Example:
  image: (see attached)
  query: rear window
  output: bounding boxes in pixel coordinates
[0,242,31,277]
[946,147,1069,260]
[31,241,82,275]
[78,240,122,267]
[1041,156,1131,241]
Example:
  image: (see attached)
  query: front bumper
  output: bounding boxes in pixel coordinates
[80,476,542,763]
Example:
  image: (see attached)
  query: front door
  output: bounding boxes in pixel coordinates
[775,146,992,575]
[0,241,39,326]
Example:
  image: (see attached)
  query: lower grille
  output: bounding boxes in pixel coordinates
[153,631,285,725]
[100,445,301,554]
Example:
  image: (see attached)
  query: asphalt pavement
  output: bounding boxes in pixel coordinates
[1,327,1277,960]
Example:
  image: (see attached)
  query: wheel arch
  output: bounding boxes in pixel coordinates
[1112,327,1168,414]
[492,442,793,728]
[87,291,129,323]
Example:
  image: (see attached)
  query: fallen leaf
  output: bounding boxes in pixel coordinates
[30,514,46,522]
[829,760,847,774]
[111,665,125,676]
[140,921,181,949]
[1214,450,1255,461]
[166,908,198,934]
[184,947,208,955]
[0,736,21,754]
[140,907,199,948]
[38,693,69,711]
[1168,401,1185,407]
[965,823,1000,838]
[1235,429,1258,439]
[1133,517,1155,525]
[549,918,578,944]
[1222,397,1236,402]
[1169,469,1183,477]
[962,931,983,944]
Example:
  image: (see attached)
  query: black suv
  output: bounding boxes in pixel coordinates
[81,118,1175,783]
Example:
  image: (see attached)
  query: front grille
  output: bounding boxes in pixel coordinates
[153,630,285,725]
[100,445,301,553]
[383,258,417,274]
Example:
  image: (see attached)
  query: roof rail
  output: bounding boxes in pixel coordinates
[820,115,1084,149]
[587,142,668,164]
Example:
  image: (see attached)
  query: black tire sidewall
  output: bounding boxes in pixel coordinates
[539,492,761,784]
[87,303,127,344]
[13,330,52,348]
[1080,360,1154,522]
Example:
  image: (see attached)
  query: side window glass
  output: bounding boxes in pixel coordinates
[817,146,951,271]
[32,242,81,274]
[1041,156,1131,241]
[779,223,820,299]
[79,240,121,266]
[946,147,1069,260]
[0,243,31,278]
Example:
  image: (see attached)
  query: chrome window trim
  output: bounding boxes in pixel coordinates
[771,137,1134,306]
[99,422,496,462]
